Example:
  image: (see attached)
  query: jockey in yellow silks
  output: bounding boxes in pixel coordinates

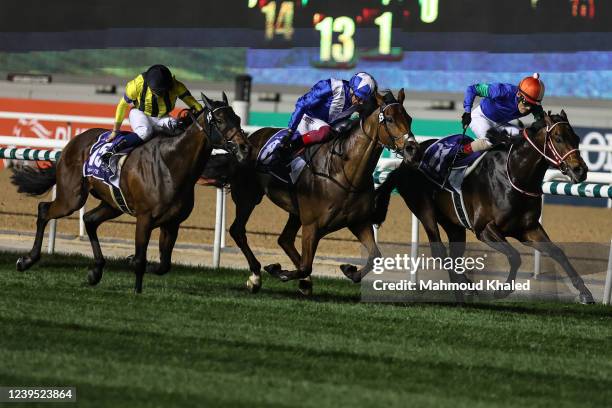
[102,64,202,163]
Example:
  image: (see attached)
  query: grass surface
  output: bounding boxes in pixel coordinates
[0,251,611,408]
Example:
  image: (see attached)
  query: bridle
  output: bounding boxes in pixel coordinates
[506,120,578,197]
[362,102,414,153]
[308,100,414,194]
[191,105,244,152]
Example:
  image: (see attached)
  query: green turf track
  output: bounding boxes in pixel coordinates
[0,252,610,408]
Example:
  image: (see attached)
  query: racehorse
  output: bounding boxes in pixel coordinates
[217,90,419,295]
[11,93,250,293]
[373,111,595,304]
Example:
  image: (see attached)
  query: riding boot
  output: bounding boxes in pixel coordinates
[278,137,304,164]
[101,139,129,164]
[101,133,142,166]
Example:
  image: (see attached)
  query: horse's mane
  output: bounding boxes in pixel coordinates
[357,90,396,119]
[527,113,566,134]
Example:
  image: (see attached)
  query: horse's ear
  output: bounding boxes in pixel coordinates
[222,91,229,105]
[544,112,553,126]
[398,88,405,105]
[560,109,568,121]
[201,92,213,110]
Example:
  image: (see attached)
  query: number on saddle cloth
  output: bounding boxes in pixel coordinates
[418,134,485,190]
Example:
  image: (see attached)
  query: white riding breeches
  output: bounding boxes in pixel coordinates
[128,109,178,141]
[469,105,520,147]
[296,114,330,135]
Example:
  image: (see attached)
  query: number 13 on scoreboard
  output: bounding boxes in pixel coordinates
[315,12,393,63]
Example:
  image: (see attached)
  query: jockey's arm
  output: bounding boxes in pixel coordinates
[110,79,139,140]
[175,80,203,112]
[288,80,332,132]
[463,83,490,113]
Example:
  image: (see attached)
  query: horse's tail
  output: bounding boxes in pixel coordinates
[373,168,400,225]
[10,164,57,196]
[200,154,237,187]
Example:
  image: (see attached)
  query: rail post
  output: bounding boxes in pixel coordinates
[48,186,57,254]
[221,187,227,248]
[604,239,612,305]
[213,187,224,268]
[232,74,252,126]
[410,213,419,284]
[533,195,545,279]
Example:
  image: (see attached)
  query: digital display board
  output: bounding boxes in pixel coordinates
[1,0,611,99]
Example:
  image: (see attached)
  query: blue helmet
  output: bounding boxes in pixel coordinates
[349,72,377,101]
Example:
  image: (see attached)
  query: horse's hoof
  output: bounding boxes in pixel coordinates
[340,264,360,283]
[298,279,313,296]
[87,269,102,286]
[579,292,595,305]
[494,289,513,299]
[146,263,169,276]
[16,257,28,272]
[246,274,261,294]
[16,256,37,272]
[264,263,282,277]
[277,273,290,282]
[463,288,478,297]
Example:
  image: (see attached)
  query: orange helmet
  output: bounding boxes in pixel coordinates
[518,73,545,105]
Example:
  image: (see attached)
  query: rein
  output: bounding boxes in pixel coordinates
[506,121,577,197]
[304,101,410,194]
[203,105,242,149]
[376,102,412,153]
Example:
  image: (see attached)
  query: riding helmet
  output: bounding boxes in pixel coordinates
[518,73,545,105]
[349,72,377,101]
[145,64,174,94]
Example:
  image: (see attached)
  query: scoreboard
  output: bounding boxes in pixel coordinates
[244,0,607,65]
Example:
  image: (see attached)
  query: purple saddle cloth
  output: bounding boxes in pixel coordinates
[83,131,136,189]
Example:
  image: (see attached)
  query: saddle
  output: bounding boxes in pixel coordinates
[83,131,136,214]
[418,134,487,192]
[257,129,307,184]
[418,134,490,230]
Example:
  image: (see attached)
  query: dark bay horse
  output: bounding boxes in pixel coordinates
[374,111,595,303]
[222,90,419,295]
[11,93,250,293]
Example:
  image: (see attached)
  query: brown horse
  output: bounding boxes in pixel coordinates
[11,93,250,293]
[218,90,419,295]
[373,111,595,304]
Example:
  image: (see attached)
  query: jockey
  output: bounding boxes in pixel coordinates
[102,64,203,163]
[278,72,378,158]
[461,73,546,154]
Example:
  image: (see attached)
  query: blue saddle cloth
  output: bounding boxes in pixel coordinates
[83,131,136,189]
[256,128,306,184]
[418,134,485,192]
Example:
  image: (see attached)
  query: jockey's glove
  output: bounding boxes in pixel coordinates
[461,112,472,129]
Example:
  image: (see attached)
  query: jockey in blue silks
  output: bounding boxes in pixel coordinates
[460,73,546,154]
[278,72,378,158]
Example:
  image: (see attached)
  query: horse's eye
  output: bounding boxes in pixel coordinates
[386,117,394,123]
[555,136,562,143]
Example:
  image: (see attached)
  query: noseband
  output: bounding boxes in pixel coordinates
[375,102,413,153]
[522,121,578,167]
[202,105,243,151]
[507,120,578,197]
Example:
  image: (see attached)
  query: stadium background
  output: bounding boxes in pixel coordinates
[0,0,610,262]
